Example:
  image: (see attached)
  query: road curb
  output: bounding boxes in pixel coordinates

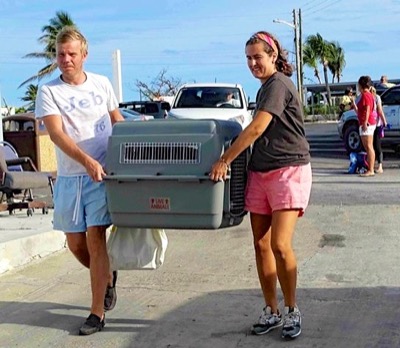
[0,230,66,274]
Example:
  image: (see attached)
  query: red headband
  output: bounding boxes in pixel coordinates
[254,33,278,54]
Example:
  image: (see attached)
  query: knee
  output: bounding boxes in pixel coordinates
[86,228,107,253]
[67,237,87,256]
[271,242,290,261]
[254,238,272,256]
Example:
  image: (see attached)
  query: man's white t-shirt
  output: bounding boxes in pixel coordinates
[35,72,119,176]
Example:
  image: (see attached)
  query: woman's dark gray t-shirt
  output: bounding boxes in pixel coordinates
[248,72,310,172]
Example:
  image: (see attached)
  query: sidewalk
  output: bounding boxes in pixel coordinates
[0,209,65,274]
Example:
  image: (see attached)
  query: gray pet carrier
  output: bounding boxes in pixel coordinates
[105,119,249,229]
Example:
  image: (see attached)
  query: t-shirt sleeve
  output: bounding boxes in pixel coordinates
[35,85,62,119]
[103,77,119,112]
[256,80,287,118]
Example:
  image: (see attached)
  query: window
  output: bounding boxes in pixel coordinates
[174,87,242,108]
[381,89,400,105]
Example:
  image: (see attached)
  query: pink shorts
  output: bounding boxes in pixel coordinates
[244,163,312,216]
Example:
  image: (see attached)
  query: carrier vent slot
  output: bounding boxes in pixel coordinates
[120,142,201,164]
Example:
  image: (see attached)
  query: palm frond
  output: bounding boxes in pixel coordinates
[19,11,77,87]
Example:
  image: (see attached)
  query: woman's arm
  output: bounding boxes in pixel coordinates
[377,103,387,126]
[209,110,273,181]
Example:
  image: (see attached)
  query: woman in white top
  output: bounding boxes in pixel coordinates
[370,86,387,173]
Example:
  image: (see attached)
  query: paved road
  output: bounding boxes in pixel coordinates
[1,123,400,347]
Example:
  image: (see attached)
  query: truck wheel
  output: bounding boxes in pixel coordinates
[344,124,363,153]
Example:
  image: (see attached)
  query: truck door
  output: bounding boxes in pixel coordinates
[381,87,400,129]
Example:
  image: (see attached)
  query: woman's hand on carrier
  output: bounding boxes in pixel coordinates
[209,158,230,182]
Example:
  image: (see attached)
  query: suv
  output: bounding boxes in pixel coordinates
[337,85,400,153]
[167,83,255,129]
[119,100,171,119]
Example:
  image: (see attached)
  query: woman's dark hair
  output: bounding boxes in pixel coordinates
[358,75,372,89]
[246,31,293,77]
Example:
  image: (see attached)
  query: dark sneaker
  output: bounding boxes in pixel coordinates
[282,306,302,339]
[104,270,118,311]
[79,313,105,335]
[251,306,283,335]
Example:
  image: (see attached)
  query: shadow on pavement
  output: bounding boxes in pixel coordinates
[126,287,400,348]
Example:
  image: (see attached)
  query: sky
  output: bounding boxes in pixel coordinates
[1,0,400,108]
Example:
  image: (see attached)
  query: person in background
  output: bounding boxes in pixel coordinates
[210,30,311,340]
[353,76,376,177]
[35,26,124,335]
[379,75,396,89]
[217,90,240,107]
[370,86,387,173]
[338,87,354,119]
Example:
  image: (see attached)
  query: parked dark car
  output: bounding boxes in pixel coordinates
[119,101,170,119]
[337,85,400,153]
[119,108,154,121]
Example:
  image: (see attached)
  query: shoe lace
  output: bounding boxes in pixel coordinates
[283,311,298,328]
[259,308,279,325]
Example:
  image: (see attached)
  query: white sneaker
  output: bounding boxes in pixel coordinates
[251,306,283,335]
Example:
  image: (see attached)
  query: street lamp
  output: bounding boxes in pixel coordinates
[273,11,303,104]
[273,18,295,29]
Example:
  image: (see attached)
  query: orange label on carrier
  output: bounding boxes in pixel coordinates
[150,197,171,211]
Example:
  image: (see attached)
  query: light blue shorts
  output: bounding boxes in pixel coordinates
[53,175,112,233]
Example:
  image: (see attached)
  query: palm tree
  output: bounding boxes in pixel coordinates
[19,11,76,88]
[302,45,322,84]
[327,41,346,83]
[20,84,38,110]
[304,33,333,106]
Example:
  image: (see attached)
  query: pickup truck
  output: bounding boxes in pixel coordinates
[337,85,400,153]
[167,83,255,129]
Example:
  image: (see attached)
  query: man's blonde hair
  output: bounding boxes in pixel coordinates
[56,26,88,55]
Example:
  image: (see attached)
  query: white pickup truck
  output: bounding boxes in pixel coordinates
[167,83,255,129]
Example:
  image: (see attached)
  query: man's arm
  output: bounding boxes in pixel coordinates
[42,115,106,182]
[109,108,124,124]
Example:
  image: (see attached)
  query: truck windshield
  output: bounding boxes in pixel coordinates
[174,87,242,109]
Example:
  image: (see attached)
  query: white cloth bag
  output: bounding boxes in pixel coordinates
[107,226,168,270]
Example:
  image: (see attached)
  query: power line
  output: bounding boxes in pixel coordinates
[300,0,324,11]
[302,0,343,18]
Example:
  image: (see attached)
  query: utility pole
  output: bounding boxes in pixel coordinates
[293,9,302,104]
[273,10,303,103]
[112,49,123,103]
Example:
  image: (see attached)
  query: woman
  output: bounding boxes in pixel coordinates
[210,31,312,340]
[370,86,387,173]
[355,76,376,177]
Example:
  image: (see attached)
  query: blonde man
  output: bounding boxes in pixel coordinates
[35,26,124,335]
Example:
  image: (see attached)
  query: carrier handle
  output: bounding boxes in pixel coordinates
[104,174,230,182]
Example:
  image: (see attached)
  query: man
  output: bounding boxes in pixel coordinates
[35,26,124,335]
[217,90,241,107]
[379,75,395,88]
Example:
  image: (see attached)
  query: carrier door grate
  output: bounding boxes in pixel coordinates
[229,149,248,216]
[120,142,201,164]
